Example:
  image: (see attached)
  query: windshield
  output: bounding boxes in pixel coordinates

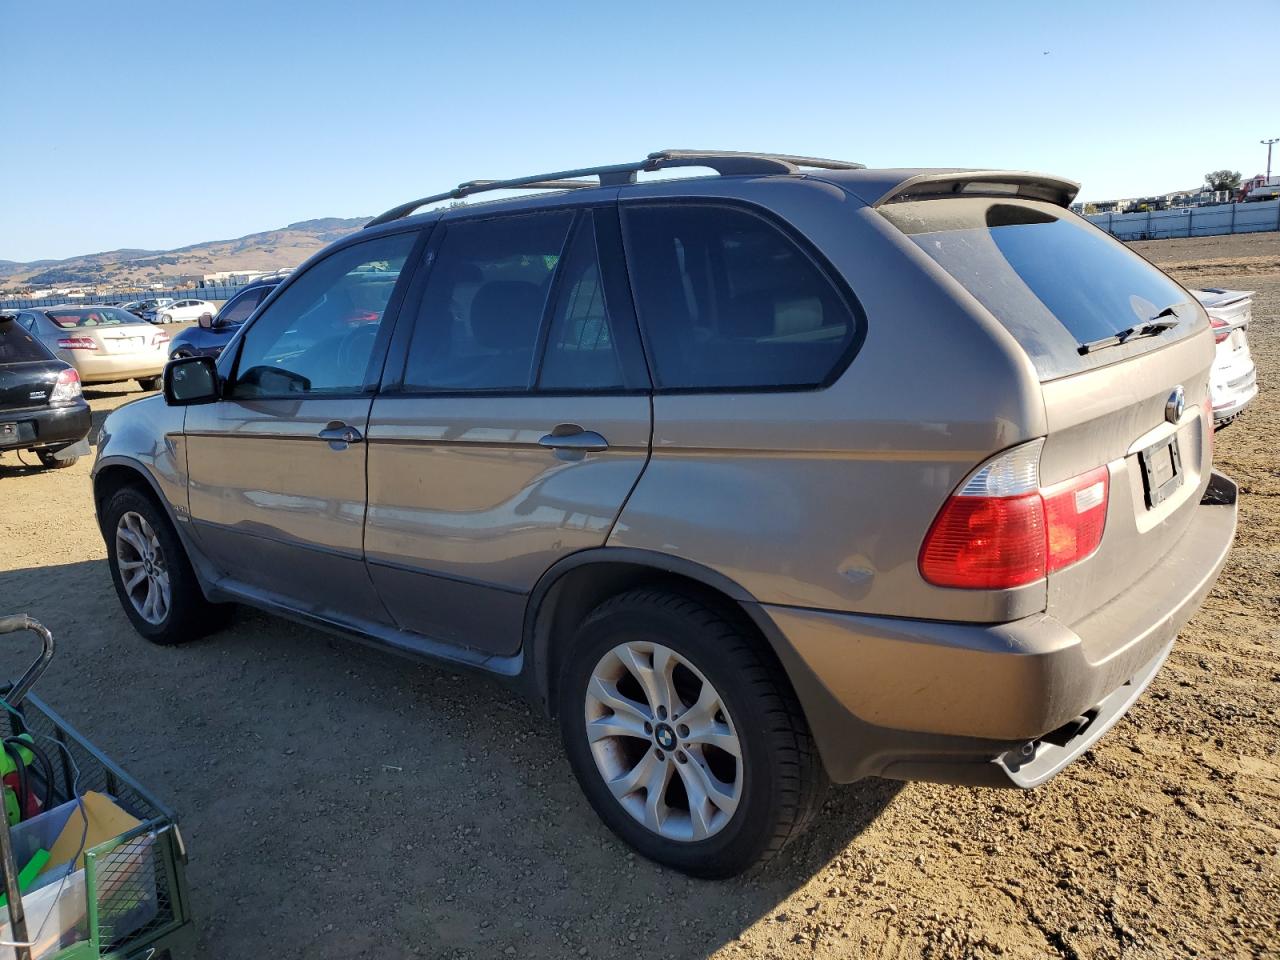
[881,198,1195,379]
[44,306,143,328]
[0,319,52,362]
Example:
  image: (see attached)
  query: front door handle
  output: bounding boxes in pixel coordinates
[538,426,609,453]
[319,421,363,448]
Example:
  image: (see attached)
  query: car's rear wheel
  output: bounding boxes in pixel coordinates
[138,375,163,392]
[35,449,77,469]
[558,588,826,878]
[102,485,225,644]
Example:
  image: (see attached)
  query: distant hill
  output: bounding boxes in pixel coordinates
[0,217,369,290]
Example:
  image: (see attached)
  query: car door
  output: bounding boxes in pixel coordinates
[365,205,652,655]
[183,228,424,628]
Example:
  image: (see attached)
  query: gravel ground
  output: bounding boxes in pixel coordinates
[1,233,1278,959]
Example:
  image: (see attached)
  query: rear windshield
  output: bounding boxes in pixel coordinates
[0,319,52,362]
[44,306,140,329]
[880,198,1196,379]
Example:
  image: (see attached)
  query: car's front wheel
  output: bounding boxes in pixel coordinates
[558,589,826,878]
[138,375,163,392]
[102,485,224,644]
[160,313,173,324]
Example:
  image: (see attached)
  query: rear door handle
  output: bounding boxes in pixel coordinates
[319,421,363,447]
[538,426,609,453]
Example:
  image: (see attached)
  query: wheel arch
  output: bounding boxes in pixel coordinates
[93,458,169,523]
[523,548,781,717]
[93,456,220,600]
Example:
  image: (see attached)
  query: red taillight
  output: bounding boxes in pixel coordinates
[49,367,82,404]
[57,336,97,350]
[1041,467,1108,573]
[1210,317,1231,345]
[920,442,1109,590]
[152,331,170,347]
[919,493,1046,589]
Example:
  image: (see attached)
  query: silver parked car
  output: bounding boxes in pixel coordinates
[92,150,1237,877]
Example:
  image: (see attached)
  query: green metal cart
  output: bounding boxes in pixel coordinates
[0,615,194,960]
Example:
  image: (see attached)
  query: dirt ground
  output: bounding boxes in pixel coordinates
[1,232,1278,959]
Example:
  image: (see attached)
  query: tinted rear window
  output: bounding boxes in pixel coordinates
[622,203,859,390]
[0,319,52,362]
[44,306,140,328]
[881,199,1196,380]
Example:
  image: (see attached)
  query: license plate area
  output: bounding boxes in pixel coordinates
[1139,435,1183,508]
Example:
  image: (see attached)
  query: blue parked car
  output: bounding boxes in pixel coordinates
[167,276,284,359]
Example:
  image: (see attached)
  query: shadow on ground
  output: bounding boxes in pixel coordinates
[0,559,901,958]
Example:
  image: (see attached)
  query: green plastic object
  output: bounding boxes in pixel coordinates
[0,734,36,826]
[0,847,50,908]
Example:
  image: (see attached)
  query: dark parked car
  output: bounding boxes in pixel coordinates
[0,313,92,469]
[168,277,283,359]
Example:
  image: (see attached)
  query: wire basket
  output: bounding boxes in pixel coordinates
[1,693,192,960]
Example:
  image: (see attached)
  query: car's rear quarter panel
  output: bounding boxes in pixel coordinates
[610,185,1049,621]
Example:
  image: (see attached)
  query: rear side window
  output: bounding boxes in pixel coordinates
[0,320,51,362]
[881,199,1196,380]
[538,216,625,391]
[622,203,858,390]
[218,287,268,325]
[402,212,572,392]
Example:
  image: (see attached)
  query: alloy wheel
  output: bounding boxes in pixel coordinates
[115,511,170,625]
[584,641,743,842]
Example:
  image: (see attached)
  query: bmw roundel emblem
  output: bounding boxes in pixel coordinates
[1165,385,1185,424]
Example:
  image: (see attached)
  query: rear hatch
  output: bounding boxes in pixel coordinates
[92,323,165,356]
[0,319,64,411]
[1195,288,1254,383]
[43,306,168,356]
[881,197,1214,627]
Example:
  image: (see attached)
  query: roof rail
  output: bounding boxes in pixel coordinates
[364,149,864,228]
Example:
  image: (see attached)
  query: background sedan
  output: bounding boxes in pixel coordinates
[13,304,169,390]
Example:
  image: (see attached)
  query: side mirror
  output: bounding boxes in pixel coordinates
[164,355,220,406]
[197,312,215,330]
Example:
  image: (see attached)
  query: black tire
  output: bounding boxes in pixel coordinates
[138,375,163,392]
[102,485,225,644]
[35,449,77,469]
[170,350,192,360]
[557,588,827,878]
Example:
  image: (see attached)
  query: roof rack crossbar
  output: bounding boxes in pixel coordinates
[365,149,864,228]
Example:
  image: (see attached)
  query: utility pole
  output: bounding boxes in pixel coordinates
[1264,138,1280,183]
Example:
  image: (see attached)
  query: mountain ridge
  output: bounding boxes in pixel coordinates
[0,217,370,289]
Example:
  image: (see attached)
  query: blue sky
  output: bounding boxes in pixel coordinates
[1,0,1275,261]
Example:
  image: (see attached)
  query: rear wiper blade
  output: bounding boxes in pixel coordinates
[1078,313,1181,356]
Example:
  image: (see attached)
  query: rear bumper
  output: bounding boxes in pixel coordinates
[754,472,1238,786]
[0,402,92,451]
[1212,365,1257,422]
[67,352,166,384]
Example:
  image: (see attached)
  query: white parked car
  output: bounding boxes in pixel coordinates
[1193,288,1258,428]
[148,299,214,324]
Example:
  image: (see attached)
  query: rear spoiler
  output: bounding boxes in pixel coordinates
[872,171,1080,208]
